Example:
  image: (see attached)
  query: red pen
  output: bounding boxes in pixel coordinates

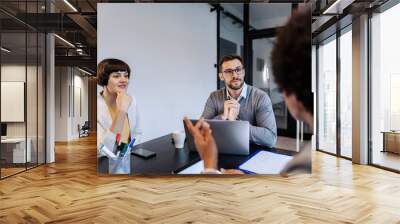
[113,133,121,153]
[116,133,121,145]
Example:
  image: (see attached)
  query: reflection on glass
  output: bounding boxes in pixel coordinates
[219,3,244,89]
[371,3,400,171]
[1,31,28,177]
[252,38,287,129]
[249,3,292,30]
[318,37,337,154]
[38,33,46,165]
[340,28,352,158]
[0,1,46,178]
[27,31,38,169]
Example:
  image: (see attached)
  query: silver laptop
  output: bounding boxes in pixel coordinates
[184,119,250,155]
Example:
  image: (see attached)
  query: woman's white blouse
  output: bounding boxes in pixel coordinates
[97,94,143,157]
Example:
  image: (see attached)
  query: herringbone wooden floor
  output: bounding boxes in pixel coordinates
[0,135,400,224]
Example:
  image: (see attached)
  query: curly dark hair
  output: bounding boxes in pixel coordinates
[97,58,131,86]
[271,7,313,115]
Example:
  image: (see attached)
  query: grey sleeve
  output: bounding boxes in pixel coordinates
[249,94,277,148]
[201,94,225,120]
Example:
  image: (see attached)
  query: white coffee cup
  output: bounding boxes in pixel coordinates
[172,131,186,149]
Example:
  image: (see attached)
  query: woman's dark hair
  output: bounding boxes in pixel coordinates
[271,6,313,115]
[97,58,131,86]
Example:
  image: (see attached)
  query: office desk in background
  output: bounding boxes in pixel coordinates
[381,131,400,154]
[1,138,32,164]
[97,134,297,175]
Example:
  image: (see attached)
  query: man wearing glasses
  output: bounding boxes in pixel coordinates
[201,54,277,148]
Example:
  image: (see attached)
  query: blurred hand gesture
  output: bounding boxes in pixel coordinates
[184,117,218,169]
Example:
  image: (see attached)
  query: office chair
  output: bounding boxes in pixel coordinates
[78,121,90,138]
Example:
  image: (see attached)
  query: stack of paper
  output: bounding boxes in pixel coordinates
[177,151,294,174]
[178,160,204,174]
[239,151,293,174]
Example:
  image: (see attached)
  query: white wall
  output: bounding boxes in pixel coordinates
[55,67,68,141]
[1,82,25,122]
[1,65,35,138]
[98,3,217,141]
[72,72,89,138]
[55,67,89,141]
[1,63,46,163]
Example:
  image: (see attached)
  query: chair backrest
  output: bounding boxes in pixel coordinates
[82,121,90,129]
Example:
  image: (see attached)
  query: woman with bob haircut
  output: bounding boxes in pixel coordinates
[97,58,142,157]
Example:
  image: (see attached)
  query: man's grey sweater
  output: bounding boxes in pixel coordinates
[201,84,277,148]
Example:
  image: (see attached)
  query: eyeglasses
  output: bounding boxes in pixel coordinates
[222,67,244,76]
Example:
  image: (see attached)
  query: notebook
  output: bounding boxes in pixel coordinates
[239,151,293,174]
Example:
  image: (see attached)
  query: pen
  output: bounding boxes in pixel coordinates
[120,138,135,157]
[113,133,121,154]
[128,138,136,148]
[116,133,121,145]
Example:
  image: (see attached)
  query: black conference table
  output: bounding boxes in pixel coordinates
[98,134,297,175]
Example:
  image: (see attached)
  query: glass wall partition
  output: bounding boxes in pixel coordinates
[316,24,353,159]
[252,37,287,131]
[0,1,46,179]
[317,35,337,155]
[249,3,292,136]
[217,3,313,148]
[249,3,313,142]
[370,1,400,171]
[38,32,45,165]
[339,26,352,159]
[0,28,28,178]
[218,3,244,89]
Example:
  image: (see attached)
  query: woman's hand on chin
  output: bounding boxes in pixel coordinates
[116,91,132,113]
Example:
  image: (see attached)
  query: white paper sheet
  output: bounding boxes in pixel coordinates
[239,151,293,174]
[178,160,204,174]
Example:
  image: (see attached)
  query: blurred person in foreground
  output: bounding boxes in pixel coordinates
[184,6,312,176]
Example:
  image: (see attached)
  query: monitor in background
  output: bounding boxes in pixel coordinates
[1,123,7,139]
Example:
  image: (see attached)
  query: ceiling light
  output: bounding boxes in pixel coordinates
[323,0,354,15]
[54,34,75,48]
[78,67,92,76]
[1,47,11,53]
[63,0,78,12]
